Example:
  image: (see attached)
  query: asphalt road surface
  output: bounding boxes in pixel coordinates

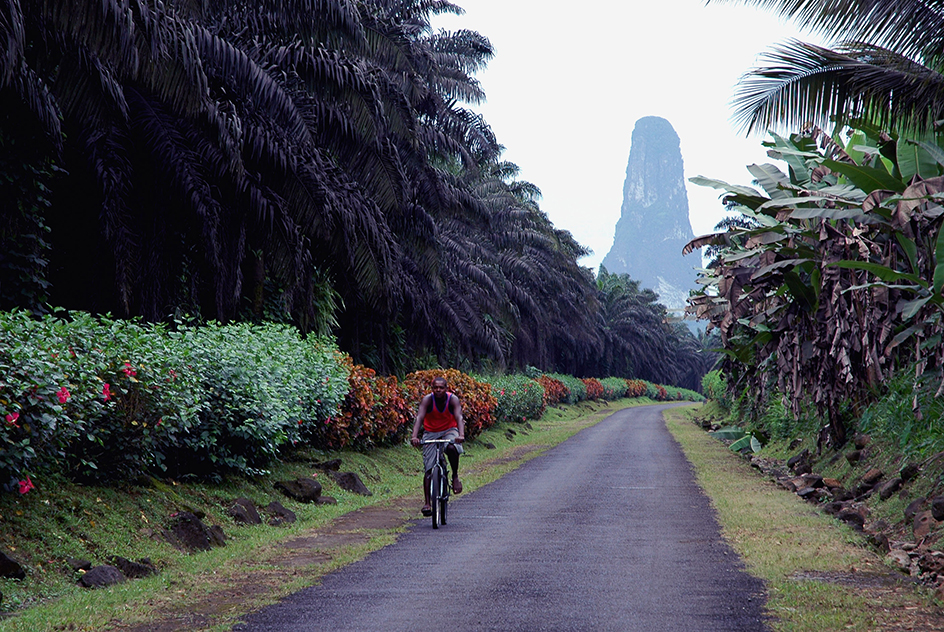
[235,403,769,631]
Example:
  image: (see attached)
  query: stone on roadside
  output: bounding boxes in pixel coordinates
[905,498,927,522]
[328,471,372,496]
[108,556,158,578]
[787,449,812,475]
[878,478,903,500]
[913,510,936,540]
[274,477,322,503]
[900,463,921,483]
[931,496,944,521]
[887,549,912,573]
[267,501,297,526]
[0,551,26,579]
[861,468,884,486]
[78,565,125,588]
[168,511,215,552]
[228,497,262,525]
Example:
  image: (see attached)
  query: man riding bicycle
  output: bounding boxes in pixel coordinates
[410,376,465,516]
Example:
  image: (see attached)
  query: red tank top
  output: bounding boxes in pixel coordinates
[424,392,457,432]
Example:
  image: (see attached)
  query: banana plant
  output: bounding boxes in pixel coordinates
[686,123,944,444]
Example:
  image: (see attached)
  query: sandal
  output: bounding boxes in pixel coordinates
[452,478,463,494]
[421,504,432,516]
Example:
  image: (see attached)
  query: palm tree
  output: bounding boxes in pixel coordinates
[716,0,944,136]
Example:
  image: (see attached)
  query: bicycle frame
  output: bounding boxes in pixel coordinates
[421,439,453,529]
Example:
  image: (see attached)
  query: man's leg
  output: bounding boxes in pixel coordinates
[422,470,432,515]
[446,445,462,494]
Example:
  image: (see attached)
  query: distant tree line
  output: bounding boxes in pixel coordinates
[0,0,713,389]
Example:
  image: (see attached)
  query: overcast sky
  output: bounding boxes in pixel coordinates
[434,1,823,271]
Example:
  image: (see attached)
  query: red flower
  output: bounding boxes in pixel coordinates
[5,412,20,428]
[17,477,34,494]
[57,386,71,404]
[102,383,112,401]
[122,362,137,377]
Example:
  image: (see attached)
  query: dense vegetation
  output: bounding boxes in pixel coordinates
[0,310,701,493]
[692,0,944,454]
[0,0,710,386]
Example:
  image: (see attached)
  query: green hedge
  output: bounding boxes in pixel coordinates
[0,312,348,488]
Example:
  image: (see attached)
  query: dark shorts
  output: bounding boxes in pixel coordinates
[422,428,462,472]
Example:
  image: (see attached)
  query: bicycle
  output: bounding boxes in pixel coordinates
[421,438,453,529]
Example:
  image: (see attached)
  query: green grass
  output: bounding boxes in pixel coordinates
[664,405,942,631]
[0,398,642,631]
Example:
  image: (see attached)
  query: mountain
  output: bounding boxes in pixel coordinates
[601,116,698,311]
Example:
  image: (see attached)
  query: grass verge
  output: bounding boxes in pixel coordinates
[664,405,943,631]
[0,398,638,631]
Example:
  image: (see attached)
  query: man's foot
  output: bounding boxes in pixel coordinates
[421,504,432,516]
[452,477,463,494]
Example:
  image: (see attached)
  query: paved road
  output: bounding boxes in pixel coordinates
[235,403,769,631]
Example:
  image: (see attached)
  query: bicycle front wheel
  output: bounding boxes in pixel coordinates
[430,465,441,529]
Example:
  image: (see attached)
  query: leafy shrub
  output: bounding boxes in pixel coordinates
[582,378,604,400]
[625,379,646,398]
[485,375,546,423]
[546,373,585,404]
[537,375,568,406]
[165,322,348,479]
[701,370,728,407]
[599,377,628,400]
[0,312,351,489]
[403,369,496,440]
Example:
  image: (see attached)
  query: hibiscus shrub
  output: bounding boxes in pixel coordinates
[402,369,496,440]
[485,375,546,424]
[582,378,604,401]
[0,312,350,489]
[537,375,569,406]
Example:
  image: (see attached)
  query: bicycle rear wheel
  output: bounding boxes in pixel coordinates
[430,465,441,529]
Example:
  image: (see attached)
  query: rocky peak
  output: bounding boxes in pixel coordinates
[601,116,697,311]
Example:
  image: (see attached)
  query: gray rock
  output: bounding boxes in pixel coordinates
[861,468,884,486]
[328,471,372,496]
[787,450,812,475]
[931,496,944,521]
[316,495,338,505]
[878,478,902,500]
[267,501,297,525]
[208,524,226,547]
[78,565,125,588]
[837,509,865,531]
[274,477,322,503]
[228,497,262,525]
[913,510,935,539]
[313,459,342,471]
[168,511,212,552]
[0,551,26,579]
[905,498,927,521]
[108,556,157,579]
[67,558,92,572]
[900,462,921,482]
[845,450,862,464]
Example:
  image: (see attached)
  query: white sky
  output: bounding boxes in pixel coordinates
[434,1,824,271]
